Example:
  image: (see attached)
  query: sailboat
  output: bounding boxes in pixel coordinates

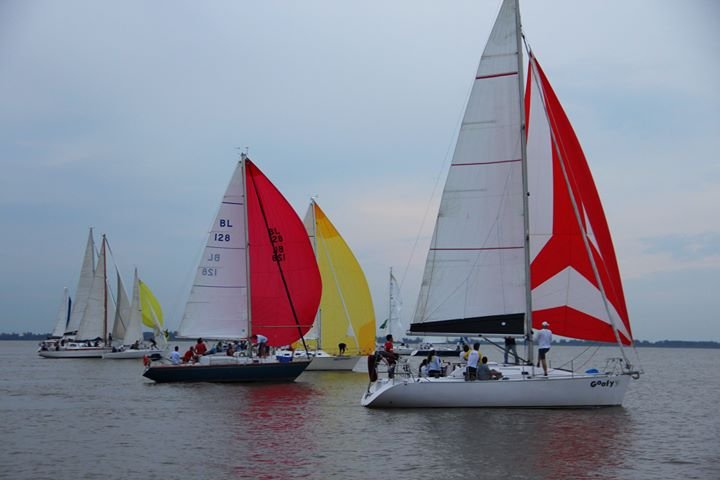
[362,0,641,408]
[286,199,376,371]
[143,154,321,383]
[39,230,116,359]
[104,269,166,359]
[38,288,72,352]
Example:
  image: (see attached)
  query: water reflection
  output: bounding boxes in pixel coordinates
[226,382,322,479]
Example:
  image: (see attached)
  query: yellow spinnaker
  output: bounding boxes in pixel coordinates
[139,280,163,330]
[302,200,376,355]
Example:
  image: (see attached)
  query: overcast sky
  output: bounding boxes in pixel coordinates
[1,0,718,342]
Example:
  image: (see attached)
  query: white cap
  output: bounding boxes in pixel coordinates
[542,321,549,327]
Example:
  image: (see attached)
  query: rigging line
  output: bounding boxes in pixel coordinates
[247,162,310,355]
[554,344,600,371]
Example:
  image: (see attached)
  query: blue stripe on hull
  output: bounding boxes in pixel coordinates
[142,361,311,383]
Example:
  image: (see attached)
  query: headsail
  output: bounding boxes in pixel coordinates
[246,160,321,347]
[526,56,632,344]
[65,228,95,335]
[410,0,526,336]
[111,271,132,343]
[380,268,404,339]
[139,279,163,332]
[51,288,71,338]
[303,200,376,355]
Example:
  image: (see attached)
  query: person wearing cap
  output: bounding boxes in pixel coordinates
[535,322,553,376]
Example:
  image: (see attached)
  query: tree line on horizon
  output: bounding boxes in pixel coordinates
[3,331,718,348]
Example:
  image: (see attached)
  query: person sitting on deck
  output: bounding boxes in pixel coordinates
[182,346,197,364]
[418,359,428,378]
[427,350,443,378]
[194,338,208,356]
[477,356,502,380]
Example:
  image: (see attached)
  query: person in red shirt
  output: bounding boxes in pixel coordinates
[384,334,394,355]
[182,346,196,364]
[380,334,398,378]
[195,338,208,356]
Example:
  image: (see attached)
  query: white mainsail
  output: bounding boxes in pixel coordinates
[65,228,95,335]
[412,0,526,335]
[178,162,250,339]
[76,236,111,340]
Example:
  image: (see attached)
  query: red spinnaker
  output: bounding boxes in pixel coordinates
[245,160,322,347]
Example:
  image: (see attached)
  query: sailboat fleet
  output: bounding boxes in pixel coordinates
[39,229,166,359]
[39,0,640,406]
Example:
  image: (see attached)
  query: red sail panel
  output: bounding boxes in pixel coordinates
[245,160,322,346]
[527,57,632,345]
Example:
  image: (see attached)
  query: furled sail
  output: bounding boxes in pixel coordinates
[411,0,526,336]
[303,200,376,355]
[526,56,632,345]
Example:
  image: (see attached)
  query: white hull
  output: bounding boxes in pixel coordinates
[277,349,361,371]
[306,355,360,371]
[103,349,164,359]
[38,347,111,359]
[361,370,630,408]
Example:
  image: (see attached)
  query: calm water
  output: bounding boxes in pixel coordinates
[1,341,718,479]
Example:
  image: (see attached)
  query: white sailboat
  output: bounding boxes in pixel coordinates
[37,288,72,352]
[286,199,376,371]
[362,0,641,408]
[104,269,166,359]
[143,155,321,383]
[40,231,115,359]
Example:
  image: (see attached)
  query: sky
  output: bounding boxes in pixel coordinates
[1,0,718,342]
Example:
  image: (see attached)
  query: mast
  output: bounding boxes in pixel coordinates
[241,153,253,346]
[311,199,321,350]
[101,235,108,345]
[514,0,534,367]
[388,267,395,339]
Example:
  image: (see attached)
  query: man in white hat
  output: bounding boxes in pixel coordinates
[535,322,553,376]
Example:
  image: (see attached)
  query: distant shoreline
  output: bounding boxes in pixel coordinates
[3,332,718,349]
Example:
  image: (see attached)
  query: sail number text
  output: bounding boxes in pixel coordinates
[269,227,286,262]
[213,219,233,242]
